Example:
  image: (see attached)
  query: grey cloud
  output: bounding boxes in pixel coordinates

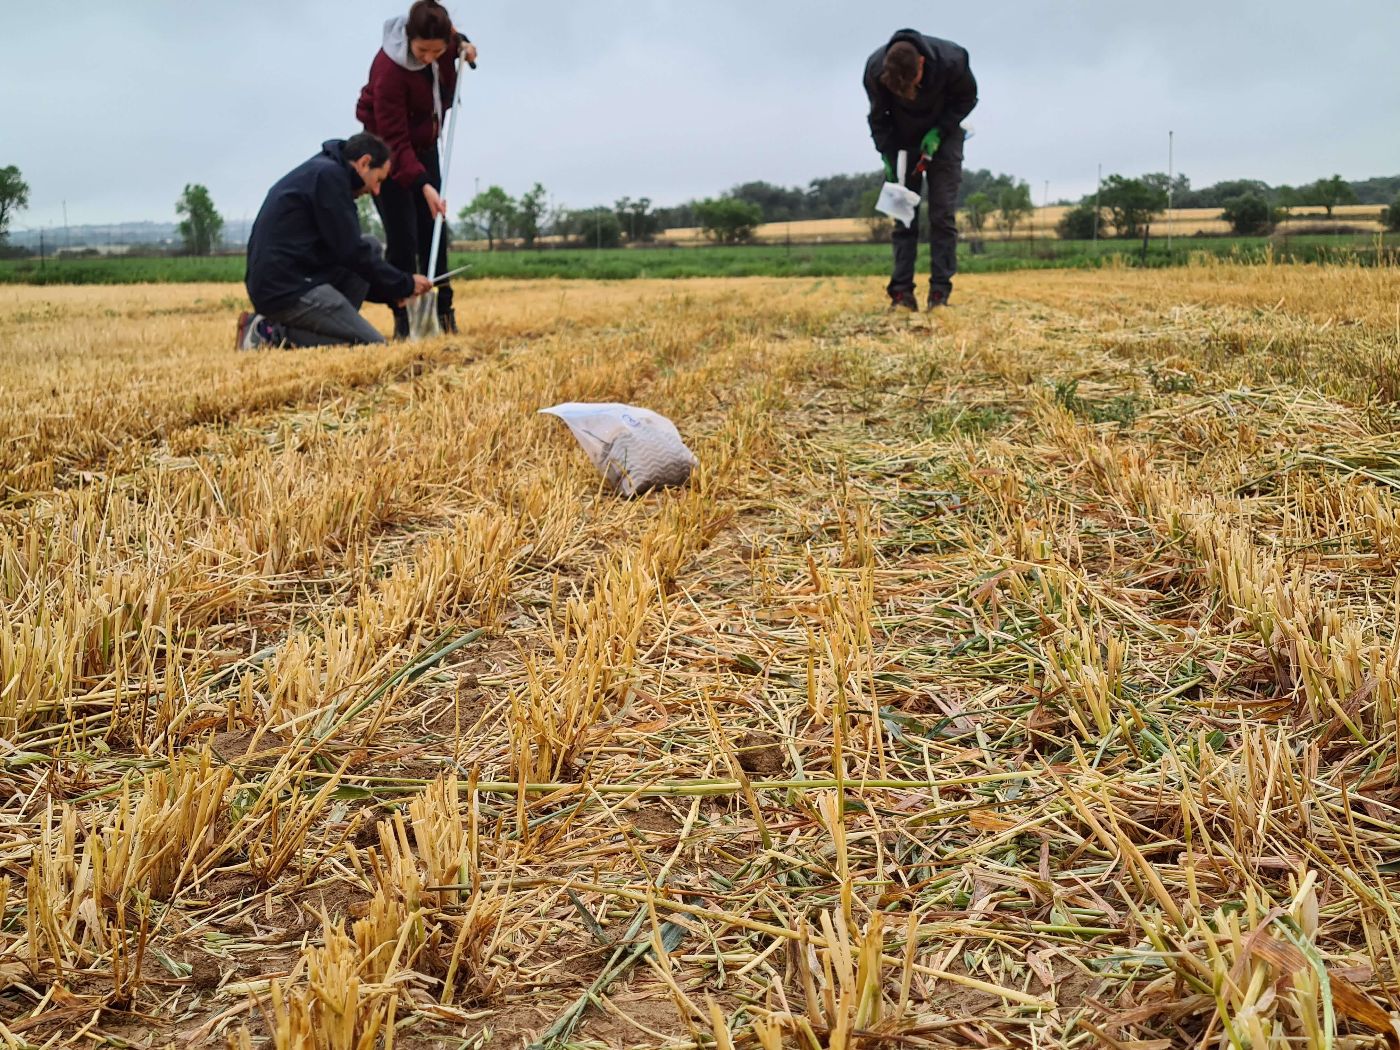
[2,0,1396,229]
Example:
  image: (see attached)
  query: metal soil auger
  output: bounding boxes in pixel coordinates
[407,48,473,341]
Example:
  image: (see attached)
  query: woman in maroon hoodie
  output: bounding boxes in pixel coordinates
[356,0,476,337]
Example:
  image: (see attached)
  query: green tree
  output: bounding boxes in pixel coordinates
[1385,196,1400,233]
[807,172,883,219]
[1175,177,1268,209]
[356,195,384,241]
[1348,176,1400,205]
[614,196,658,243]
[459,186,517,250]
[695,197,763,244]
[652,201,696,231]
[0,165,30,242]
[1140,172,1188,203]
[1303,174,1357,218]
[1056,201,1100,240]
[1220,194,1277,235]
[962,191,993,235]
[958,169,1020,209]
[517,183,548,248]
[176,183,224,255]
[724,181,805,222]
[995,182,1033,236]
[1099,174,1168,238]
[561,207,622,249]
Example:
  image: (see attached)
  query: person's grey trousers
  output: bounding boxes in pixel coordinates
[265,237,389,347]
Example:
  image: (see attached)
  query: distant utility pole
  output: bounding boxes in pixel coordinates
[1042,180,1051,253]
[1167,131,1174,254]
[1093,163,1102,246]
[62,200,69,252]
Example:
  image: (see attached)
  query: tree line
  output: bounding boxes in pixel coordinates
[447,170,1400,249]
[2,164,1398,257]
[1052,172,1393,240]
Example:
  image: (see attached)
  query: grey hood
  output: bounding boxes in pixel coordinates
[381,15,442,124]
[382,16,426,71]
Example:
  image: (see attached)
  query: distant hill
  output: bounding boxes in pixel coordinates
[5,218,256,252]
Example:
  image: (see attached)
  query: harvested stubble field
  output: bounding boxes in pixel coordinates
[3,263,1400,1049]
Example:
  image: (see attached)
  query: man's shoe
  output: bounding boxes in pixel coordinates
[889,291,919,313]
[392,307,411,341]
[927,289,951,310]
[236,310,268,350]
[438,308,458,335]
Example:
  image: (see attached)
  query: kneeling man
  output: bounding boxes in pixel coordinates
[238,133,431,348]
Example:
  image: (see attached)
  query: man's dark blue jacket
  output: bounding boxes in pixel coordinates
[246,140,413,315]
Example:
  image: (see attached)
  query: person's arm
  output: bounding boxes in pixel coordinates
[864,62,896,156]
[439,31,475,115]
[938,51,978,137]
[368,273,432,306]
[369,56,428,190]
[455,28,477,70]
[311,168,415,301]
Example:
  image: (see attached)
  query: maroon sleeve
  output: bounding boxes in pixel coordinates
[438,50,459,114]
[368,52,428,189]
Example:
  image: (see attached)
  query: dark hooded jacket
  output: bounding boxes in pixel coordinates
[245,140,414,315]
[864,30,977,155]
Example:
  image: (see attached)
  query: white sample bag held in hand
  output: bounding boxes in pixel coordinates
[875,150,921,228]
[539,402,697,497]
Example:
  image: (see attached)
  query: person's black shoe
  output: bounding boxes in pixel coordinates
[438,308,458,335]
[927,289,951,310]
[889,291,919,313]
[391,306,411,341]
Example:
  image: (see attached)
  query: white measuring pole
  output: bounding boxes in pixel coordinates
[426,51,466,283]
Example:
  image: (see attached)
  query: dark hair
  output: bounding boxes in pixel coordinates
[344,132,391,167]
[406,0,453,41]
[880,41,921,97]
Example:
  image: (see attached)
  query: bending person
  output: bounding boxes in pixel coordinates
[357,0,476,338]
[239,134,430,349]
[864,29,977,311]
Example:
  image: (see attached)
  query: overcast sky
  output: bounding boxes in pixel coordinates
[3,0,1398,230]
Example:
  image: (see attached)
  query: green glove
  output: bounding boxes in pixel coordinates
[920,128,942,158]
[882,154,895,181]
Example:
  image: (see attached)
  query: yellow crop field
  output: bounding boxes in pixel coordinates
[4,263,1400,1047]
[464,204,1387,251]
[651,203,1389,244]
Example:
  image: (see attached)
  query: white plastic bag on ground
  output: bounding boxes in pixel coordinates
[875,149,920,228]
[539,402,697,497]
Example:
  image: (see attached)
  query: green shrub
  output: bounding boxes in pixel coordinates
[1386,196,1400,233]
[694,198,763,244]
[1057,201,1100,240]
[1220,194,1277,235]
